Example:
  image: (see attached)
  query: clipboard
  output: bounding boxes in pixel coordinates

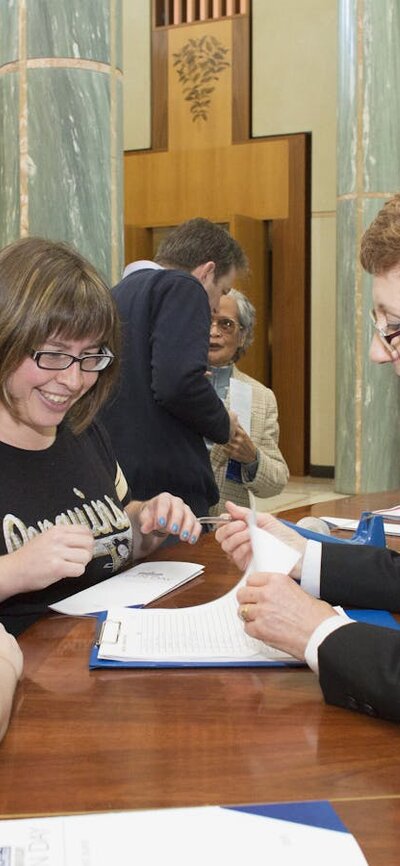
[89,607,400,670]
[89,611,303,669]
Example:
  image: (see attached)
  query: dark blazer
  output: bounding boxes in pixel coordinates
[317,542,400,721]
[100,267,230,515]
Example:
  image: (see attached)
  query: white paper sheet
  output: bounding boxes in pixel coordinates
[229,377,252,433]
[320,516,400,537]
[97,526,301,663]
[372,504,400,518]
[0,805,369,866]
[49,561,204,616]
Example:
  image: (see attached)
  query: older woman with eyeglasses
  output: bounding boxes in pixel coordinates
[207,288,289,515]
[0,237,201,638]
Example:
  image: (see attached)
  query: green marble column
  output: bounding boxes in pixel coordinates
[336,0,400,493]
[0,0,123,284]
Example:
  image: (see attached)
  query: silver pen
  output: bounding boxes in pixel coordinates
[197,515,232,526]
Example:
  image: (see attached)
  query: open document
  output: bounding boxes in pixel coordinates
[93,524,302,667]
[49,561,204,616]
[0,802,369,865]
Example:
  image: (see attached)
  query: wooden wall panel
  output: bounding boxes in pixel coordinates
[124,139,289,226]
[229,215,268,383]
[124,225,153,267]
[151,29,168,150]
[232,15,250,143]
[271,133,311,475]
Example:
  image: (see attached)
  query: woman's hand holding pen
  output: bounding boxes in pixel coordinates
[126,493,201,558]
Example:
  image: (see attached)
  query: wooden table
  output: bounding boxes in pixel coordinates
[2,491,400,864]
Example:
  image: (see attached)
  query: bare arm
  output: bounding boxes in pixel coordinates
[0,624,23,742]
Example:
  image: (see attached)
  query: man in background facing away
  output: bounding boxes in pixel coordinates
[100,218,248,516]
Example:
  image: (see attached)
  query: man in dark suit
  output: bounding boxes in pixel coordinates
[100,218,248,517]
[216,194,400,723]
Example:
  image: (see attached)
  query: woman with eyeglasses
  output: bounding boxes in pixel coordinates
[207,288,289,515]
[0,237,201,638]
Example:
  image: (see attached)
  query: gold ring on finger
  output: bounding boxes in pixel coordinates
[239,605,250,623]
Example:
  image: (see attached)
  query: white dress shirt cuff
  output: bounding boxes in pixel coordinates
[305,608,355,674]
[300,540,322,597]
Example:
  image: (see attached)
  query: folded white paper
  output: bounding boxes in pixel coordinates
[49,561,204,616]
[229,377,252,434]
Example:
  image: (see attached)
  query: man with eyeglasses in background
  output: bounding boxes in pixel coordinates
[207,288,289,515]
[216,193,400,723]
[100,218,248,517]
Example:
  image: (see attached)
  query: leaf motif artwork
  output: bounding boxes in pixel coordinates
[173,35,230,122]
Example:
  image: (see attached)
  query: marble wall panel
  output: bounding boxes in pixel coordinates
[26,0,110,63]
[337,0,357,195]
[360,272,400,490]
[27,68,112,281]
[0,1,18,66]
[115,0,123,72]
[359,197,400,490]
[362,0,400,192]
[115,76,124,280]
[0,72,20,247]
[335,197,357,491]
[336,194,400,491]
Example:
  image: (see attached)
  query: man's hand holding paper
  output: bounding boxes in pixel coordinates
[215,501,306,577]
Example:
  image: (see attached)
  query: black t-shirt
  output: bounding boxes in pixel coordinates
[0,421,132,635]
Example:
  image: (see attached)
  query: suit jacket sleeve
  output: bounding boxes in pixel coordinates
[318,621,400,721]
[320,542,400,610]
[243,382,289,497]
[150,275,230,443]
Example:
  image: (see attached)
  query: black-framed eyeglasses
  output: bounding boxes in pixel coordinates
[210,316,243,334]
[31,348,114,372]
[369,309,400,352]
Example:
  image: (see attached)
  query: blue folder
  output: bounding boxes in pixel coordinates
[226,800,348,832]
[89,607,400,669]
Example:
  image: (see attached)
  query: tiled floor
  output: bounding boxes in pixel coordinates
[252,476,347,514]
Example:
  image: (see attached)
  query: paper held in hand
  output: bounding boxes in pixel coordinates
[49,561,204,616]
[96,523,302,665]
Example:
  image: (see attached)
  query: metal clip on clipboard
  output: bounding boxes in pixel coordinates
[95,618,121,648]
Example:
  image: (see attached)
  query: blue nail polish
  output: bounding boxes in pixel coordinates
[158,517,166,527]
[172,523,179,533]
[182,530,189,540]
[190,535,197,544]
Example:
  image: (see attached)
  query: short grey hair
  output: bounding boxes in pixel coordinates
[228,288,256,361]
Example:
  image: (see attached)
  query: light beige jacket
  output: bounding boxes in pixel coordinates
[209,366,289,515]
